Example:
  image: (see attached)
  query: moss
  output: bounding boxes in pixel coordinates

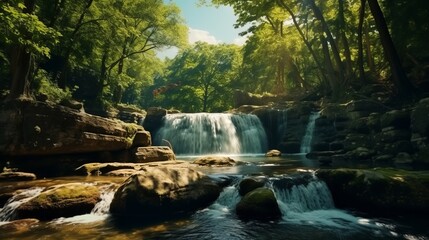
[317,168,429,215]
[29,184,99,208]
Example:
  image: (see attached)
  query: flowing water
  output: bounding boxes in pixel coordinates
[0,156,427,239]
[300,112,320,153]
[0,113,427,239]
[154,113,268,155]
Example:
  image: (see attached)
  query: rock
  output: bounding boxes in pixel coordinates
[380,110,410,129]
[109,166,221,218]
[134,146,176,163]
[75,162,143,176]
[329,142,344,151]
[320,103,348,121]
[316,168,429,215]
[16,183,100,220]
[131,130,151,147]
[393,152,413,165]
[344,134,373,151]
[373,155,394,163]
[345,147,375,160]
[143,107,167,134]
[0,172,36,181]
[312,143,330,152]
[411,98,429,137]
[0,192,14,207]
[0,99,144,156]
[379,129,411,143]
[192,156,239,166]
[345,100,387,113]
[238,177,267,196]
[265,149,281,157]
[59,99,84,112]
[278,141,301,153]
[106,169,141,177]
[236,187,282,220]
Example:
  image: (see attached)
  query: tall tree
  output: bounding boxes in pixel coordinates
[367,0,415,97]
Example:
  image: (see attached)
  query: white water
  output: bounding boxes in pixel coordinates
[51,184,116,225]
[155,113,268,155]
[300,112,320,153]
[0,187,44,223]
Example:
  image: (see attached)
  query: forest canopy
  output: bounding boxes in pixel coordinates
[1,0,428,113]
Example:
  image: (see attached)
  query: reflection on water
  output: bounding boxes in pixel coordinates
[0,155,427,240]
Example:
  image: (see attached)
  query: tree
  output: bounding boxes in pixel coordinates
[0,0,59,99]
[367,0,415,97]
[153,42,241,112]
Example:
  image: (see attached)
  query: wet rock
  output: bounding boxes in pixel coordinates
[0,172,36,182]
[265,149,281,157]
[411,98,429,137]
[380,110,410,129]
[393,152,413,165]
[192,156,239,166]
[316,168,429,215]
[239,177,267,196]
[16,183,100,220]
[134,146,176,163]
[236,187,282,220]
[109,166,221,218]
[59,99,84,112]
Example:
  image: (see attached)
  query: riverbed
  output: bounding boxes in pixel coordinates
[0,155,427,240]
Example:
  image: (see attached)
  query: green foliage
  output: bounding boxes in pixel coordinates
[33,70,75,103]
[0,2,60,57]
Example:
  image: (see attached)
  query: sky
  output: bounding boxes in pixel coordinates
[159,0,249,58]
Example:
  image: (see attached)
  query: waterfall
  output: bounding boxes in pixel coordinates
[274,181,334,213]
[300,112,320,153]
[0,187,44,222]
[154,113,268,155]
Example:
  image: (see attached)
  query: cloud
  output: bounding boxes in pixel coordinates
[188,27,219,45]
[232,35,249,46]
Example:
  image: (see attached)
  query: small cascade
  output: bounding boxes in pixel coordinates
[51,184,117,224]
[274,181,334,213]
[0,187,44,222]
[300,112,320,153]
[91,184,116,215]
[155,113,268,155]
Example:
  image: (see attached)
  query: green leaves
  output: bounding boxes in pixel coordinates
[0,3,60,57]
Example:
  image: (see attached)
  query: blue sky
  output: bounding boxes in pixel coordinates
[159,0,248,58]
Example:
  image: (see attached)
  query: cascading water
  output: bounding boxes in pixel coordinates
[300,112,320,153]
[154,113,268,155]
[0,187,44,222]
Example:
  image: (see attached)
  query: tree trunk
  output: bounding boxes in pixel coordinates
[338,0,353,80]
[367,0,415,97]
[308,0,345,85]
[7,0,36,100]
[321,36,337,98]
[357,0,366,83]
[364,22,377,76]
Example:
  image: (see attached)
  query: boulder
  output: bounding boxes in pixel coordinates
[265,149,281,157]
[238,177,267,196]
[143,107,167,134]
[16,183,100,220]
[411,98,429,137]
[131,130,151,147]
[0,99,145,156]
[0,172,36,182]
[134,146,176,163]
[380,110,410,129]
[316,168,429,215]
[345,100,387,113]
[192,156,239,166]
[236,187,282,220]
[109,166,221,218]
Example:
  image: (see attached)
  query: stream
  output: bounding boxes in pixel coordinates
[0,155,427,240]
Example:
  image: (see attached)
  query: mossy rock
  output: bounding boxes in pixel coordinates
[16,183,100,220]
[316,168,429,216]
[238,177,266,196]
[236,187,281,220]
